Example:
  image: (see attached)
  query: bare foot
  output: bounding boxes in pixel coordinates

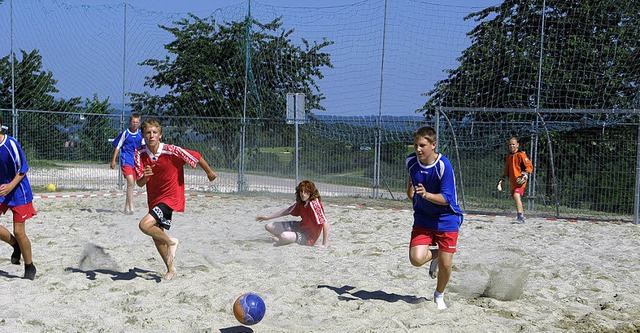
[165,238,179,280]
[165,267,176,280]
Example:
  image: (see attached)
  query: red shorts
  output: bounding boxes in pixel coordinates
[0,202,37,223]
[121,165,135,177]
[512,186,525,196]
[410,226,458,253]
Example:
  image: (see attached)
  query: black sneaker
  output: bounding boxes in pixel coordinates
[10,242,21,265]
[24,263,36,280]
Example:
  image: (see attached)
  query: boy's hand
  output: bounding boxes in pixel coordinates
[0,184,10,197]
[207,171,217,182]
[414,183,427,199]
[143,165,154,177]
[516,172,528,185]
[497,178,504,191]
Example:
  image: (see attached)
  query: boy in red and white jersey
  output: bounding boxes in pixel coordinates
[134,118,217,280]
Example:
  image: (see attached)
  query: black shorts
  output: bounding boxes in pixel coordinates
[281,221,308,245]
[149,203,174,230]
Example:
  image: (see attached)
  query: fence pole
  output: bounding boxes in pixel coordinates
[10,0,18,140]
[372,0,389,198]
[634,118,640,224]
[117,3,128,191]
[237,1,252,193]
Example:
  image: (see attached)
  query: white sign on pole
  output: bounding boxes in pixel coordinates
[286,93,306,124]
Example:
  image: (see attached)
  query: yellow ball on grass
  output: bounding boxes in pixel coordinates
[45,183,56,192]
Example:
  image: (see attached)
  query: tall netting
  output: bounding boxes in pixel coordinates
[1,0,639,221]
[438,108,638,220]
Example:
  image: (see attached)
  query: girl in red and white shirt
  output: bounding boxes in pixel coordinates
[256,180,329,248]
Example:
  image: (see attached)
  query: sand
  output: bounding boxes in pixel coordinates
[1,191,639,332]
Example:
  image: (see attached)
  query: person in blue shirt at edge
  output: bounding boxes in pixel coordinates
[110,113,144,215]
[0,117,37,280]
[406,126,463,310]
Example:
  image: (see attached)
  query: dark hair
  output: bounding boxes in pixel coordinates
[295,180,321,204]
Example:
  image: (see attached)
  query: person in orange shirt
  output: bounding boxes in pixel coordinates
[498,137,533,223]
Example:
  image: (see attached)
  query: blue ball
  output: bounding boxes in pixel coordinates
[233,293,266,325]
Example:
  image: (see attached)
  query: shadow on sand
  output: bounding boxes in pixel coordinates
[65,266,162,282]
[318,284,427,304]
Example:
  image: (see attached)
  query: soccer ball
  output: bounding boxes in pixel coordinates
[45,183,56,192]
[233,292,266,325]
[516,175,528,185]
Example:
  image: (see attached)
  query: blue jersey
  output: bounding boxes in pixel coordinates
[0,135,33,206]
[112,129,144,167]
[406,152,463,232]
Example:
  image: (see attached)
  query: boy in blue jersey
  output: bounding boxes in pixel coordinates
[0,118,37,280]
[110,113,144,215]
[406,126,463,310]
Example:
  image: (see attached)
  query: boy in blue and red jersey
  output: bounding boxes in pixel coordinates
[406,126,463,310]
[0,118,37,280]
[110,113,144,215]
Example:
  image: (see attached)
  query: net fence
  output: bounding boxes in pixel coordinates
[1,0,639,221]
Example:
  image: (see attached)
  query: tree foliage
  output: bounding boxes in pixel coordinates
[421,0,640,114]
[1,49,116,161]
[129,14,334,168]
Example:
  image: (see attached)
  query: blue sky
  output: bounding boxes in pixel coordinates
[63,0,499,11]
[3,0,501,116]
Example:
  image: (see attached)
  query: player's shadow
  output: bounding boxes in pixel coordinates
[318,284,427,304]
[65,266,162,282]
[219,326,253,333]
[0,269,22,279]
[79,208,117,213]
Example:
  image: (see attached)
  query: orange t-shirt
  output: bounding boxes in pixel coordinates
[503,150,533,190]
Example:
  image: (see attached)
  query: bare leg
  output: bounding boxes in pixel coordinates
[13,222,32,265]
[513,192,524,215]
[435,251,453,293]
[140,215,179,280]
[432,251,454,310]
[409,244,434,267]
[14,222,35,280]
[0,226,20,264]
[265,221,286,236]
[0,225,13,243]
[124,174,136,215]
[153,237,178,280]
[274,231,297,246]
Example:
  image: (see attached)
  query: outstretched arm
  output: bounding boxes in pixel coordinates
[198,157,217,181]
[256,204,295,221]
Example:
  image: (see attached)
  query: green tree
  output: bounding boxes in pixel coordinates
[72,94,120,161]
[421,0,640,113]
[130,14,334,168]
[0,49,81,159]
